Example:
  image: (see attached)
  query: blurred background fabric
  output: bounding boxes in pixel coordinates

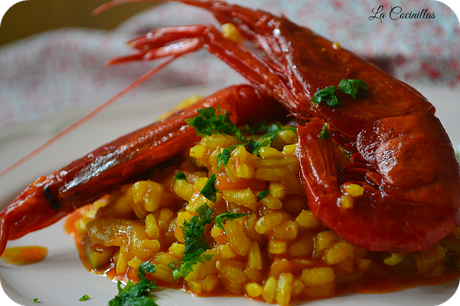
[0,0,459,127]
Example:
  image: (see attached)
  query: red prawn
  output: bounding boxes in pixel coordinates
[94,0,460,253]
[0,84,285,255]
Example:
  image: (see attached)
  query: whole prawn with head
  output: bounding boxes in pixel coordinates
[95,0,460,254]
[0,0,459,257]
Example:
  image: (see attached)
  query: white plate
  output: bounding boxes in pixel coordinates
[0,84,459,306]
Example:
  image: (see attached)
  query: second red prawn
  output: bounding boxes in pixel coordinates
[0,84,286,256]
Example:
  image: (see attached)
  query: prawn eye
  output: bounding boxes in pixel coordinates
[43,184,61,210]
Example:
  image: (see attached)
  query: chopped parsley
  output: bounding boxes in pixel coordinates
[186,107,295,157]
[79,295,90,301]
[246,123,296,156]
[337,78,368,98]
[257,189,270,201]
[33,298,39,303]
[311,86,340,107]
[235,129,247,143]
[247,138,271,156]
[215,122,286,163]
[171,204,249,279]
[173,204,214,279]
[311,79,368,107]
[215,212,251,234]
[215,146,234,170]
[108,261,159,306]
[318,123,330,140]
[176,251,214,280]
[174,171,187,181]
[185,106,237,137]
[239,121,270,135]
[200,174,218,202]
[181,204,214,256]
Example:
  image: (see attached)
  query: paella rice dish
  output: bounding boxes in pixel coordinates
[1,1,460,305]
[66,104,460,306]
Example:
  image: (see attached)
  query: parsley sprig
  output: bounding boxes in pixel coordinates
[216,145,234,170]
[185,106,237,137]
[337,78,368,98]
[200,174,218,202]
[215,212,252,234]
[172,204,214,279]
[109,261,159,306]
[171,204,250,280]
[311,86,340,107]
[174,171,187,181]
[310,79,368,139]
[216,122,296,162]
[257,190,270,201]
[246,123,296,156]
[186,107,296,161]
[79,294,90,301]
[182,204,214,257]
[318,123,330,140]
[311,78,368,107]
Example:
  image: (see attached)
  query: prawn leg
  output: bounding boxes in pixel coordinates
[106,23,287,108]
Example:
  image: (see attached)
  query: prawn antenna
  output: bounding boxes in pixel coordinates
[93,0,158,16]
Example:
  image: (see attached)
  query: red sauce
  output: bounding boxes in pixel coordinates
[0,246,48,265]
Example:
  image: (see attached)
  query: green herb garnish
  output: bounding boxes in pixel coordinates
[171,204,250,279]
[239,121,270,135]
[215,212,251,234]
[235,129,246,143]
[247,138,271,156]
[246,123,296,156]
[200,173,218,202]
[337,78,368,98]
[79,295,90,301]
[311,86,340,107]
[318,123,330,140]
[215,146,234,170]
[311,79,368,107]
[178,252,209,279]
[174,171,187,181]
[169,262,183,280]
[33,298,39,303]
[186,107,294,157]
[257,189,270,201]
[185,106,237,137]
[182,204,214,259]
[172,204,215,279]
[108,261,159,306]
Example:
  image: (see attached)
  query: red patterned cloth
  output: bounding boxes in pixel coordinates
[0,0,459,127]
